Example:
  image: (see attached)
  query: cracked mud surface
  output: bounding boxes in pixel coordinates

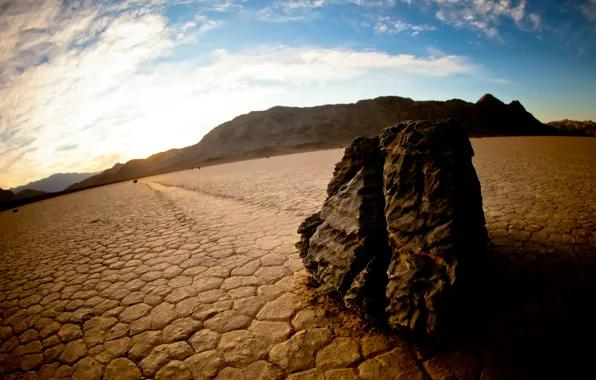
[1,136,595,379]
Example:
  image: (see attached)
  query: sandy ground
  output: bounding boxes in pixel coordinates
[1,136,595,379]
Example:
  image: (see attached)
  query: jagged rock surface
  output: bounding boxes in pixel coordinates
[380,119,488,335]
[298,137,390,323]
[297,119,488,336]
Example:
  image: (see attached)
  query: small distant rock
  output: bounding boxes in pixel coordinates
[12,209,18,213]
[133,180,138,183]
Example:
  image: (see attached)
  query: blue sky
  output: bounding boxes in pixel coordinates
[0,0,595,188]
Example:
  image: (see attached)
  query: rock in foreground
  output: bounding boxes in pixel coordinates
[297,119,488,336]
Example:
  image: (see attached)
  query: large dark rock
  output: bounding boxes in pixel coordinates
[297,119,488,336]
[299,136,390,323]
[380,119,488,335]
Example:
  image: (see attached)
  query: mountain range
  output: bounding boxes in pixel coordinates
[547,120,596,137]
[0,172,100,210]
[3,94,594,207]
[0,188,46,203]
[10,172,100,194]
[70,93,570,190]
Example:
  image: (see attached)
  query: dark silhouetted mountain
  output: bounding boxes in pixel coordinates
[0,188,47,210]
[71,94,566,190]
[13,189,46,200]
[547,119,596,137]
[0,188,15,203]
[11,172,100,194]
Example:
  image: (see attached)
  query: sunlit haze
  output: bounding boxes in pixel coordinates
[1,0,595,188]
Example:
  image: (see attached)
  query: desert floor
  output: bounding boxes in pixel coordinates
[1,136,595,379]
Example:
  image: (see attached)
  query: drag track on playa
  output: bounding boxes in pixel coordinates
[1,137,595,379]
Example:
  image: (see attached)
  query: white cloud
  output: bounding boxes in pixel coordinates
[510,0,526,23]
[0,0,95,80]
[341,0,397,6]
[375,23,389,32]
[581,0,596,21]
[408,0,542,38]
[172,14,223,43]
[255,0,326,22]
[209,46,478,83]
[0,0,236,82]
[528,13,541,29]
[374,17,436,35]
[0,0,234,187]
[282,0,326,11]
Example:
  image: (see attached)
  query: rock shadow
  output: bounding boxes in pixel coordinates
[485,239,596,379]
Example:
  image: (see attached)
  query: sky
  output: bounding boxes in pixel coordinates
[0,0,595,188]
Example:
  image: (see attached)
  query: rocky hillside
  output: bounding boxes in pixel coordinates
[547,120,596,137]
[71,93,562,190]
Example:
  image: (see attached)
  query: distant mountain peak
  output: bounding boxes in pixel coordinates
[0,188,16,203]
[10,171,102,194]
[476,93,505,106]
[507,100,526,111]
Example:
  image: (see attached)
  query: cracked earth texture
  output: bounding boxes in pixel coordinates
[1,136,595,379]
